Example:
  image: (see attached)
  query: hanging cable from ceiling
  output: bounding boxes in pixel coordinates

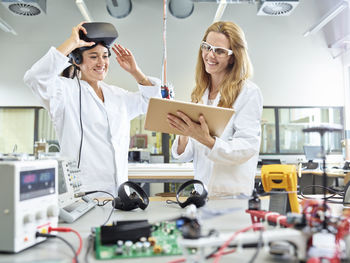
[161,0,173,99]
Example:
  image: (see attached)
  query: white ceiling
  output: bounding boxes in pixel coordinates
[0,0,348,106]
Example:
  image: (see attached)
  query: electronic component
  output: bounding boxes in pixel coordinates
[95,221,184,259]
[58,160,96,223]
[0,160,58,252]
[100,220,151,244]
[248,189,261,210]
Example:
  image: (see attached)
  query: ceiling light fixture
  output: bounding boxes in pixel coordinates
[0,17,17,35]
[75,0,93,22]
[106,0,132,19]
[1,0,46,16]
[303,1,348,37]
[213,0,227,22]
[257,0,299,16]
[169,0,194,19]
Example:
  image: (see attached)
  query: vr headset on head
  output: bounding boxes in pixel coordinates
[70,22,118,65]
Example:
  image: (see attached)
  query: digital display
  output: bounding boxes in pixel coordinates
[22,174,37,184]
[39,172,53,182]
[20,168,55,201]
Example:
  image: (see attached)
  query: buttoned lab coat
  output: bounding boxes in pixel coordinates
[24,47,161,195]
[172,80,263,197]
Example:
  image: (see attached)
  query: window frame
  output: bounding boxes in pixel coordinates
[260,106,344,155]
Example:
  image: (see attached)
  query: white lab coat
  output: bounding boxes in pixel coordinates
[24,47,161,195]
[172,80,263,197]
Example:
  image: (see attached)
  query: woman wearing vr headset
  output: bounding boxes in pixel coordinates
[24,22,161,195]
[168,21,263,197]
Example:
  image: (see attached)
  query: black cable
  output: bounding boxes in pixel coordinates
[79,190,116,225]
[248,229,263,263]
[76,74,83,169]
[84,233,95,263]
[102,206,115,226]
[93,198,112,207]
[36,232,78,263]
[204,229,264,262]
[91,190,115,200]
[166,199,178,205]
[205,247,220,259]
[300,185,342,197]
[299,185,345,204]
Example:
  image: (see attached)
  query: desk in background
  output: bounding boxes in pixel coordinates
[256,167,350,194]
[128,163,194,183]
[130,163,349,183]
[128,163,350,196]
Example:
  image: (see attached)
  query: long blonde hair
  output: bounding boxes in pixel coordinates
[191,21,253,108]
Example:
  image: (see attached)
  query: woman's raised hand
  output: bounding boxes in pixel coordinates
[57,21,95,56]
[112,44,139,74]
[69,22,95,49]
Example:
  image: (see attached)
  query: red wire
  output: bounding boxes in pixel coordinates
[167,224,261,263]
[48,227,83,263]
[213,223,263,263]
[166,249,237,263]
[167,258,185,263]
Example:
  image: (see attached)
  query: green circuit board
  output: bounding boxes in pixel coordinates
[95,221,185,260]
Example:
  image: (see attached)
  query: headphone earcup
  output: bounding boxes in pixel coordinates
[70,51,83,65]
[74,53,82,64]
[112,197,123,210]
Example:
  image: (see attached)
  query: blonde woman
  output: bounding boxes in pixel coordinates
[167,21,263,197]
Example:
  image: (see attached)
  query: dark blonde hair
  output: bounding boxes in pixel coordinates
[191,21,253,108]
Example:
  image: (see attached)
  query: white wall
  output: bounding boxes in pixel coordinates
[0,0,345,107]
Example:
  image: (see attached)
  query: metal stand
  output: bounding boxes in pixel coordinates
[302,124,342,229]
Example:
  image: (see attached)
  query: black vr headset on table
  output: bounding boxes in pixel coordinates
[70,22,118,65]
[75,181,149,211]
[167,179,208,208]
[112,181,149,211]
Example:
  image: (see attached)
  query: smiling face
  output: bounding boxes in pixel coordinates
[79,44,110,85]
[202,31,234,80]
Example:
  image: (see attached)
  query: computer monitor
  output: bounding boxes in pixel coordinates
[303,145,324,161]
[303,145,323,170]
[260,159,281,167]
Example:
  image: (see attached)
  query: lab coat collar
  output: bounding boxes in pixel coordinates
[79,79,106,108]
[202,88,221,106]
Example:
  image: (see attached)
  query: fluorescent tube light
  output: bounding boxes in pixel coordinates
[303,1,348,37]
[0,17,17,35]
[75,0,93,22]
[213,0,227,23]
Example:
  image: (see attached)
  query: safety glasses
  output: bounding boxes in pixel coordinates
[200,41,233,57]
